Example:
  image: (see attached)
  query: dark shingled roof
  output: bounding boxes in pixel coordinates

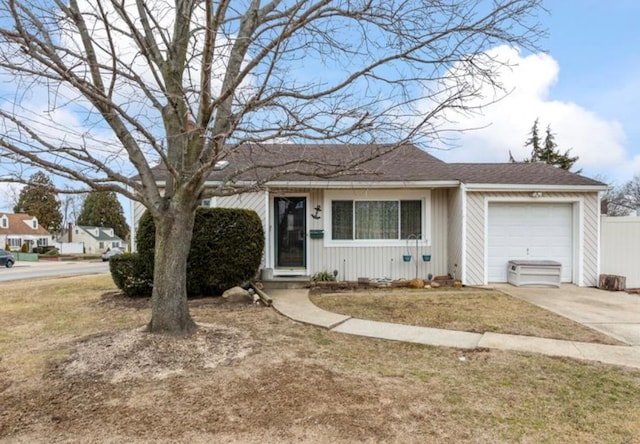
[449,162,605,186]
[148,143,606,187]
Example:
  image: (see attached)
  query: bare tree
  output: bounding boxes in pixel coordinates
[60,192,84,229]
[598,174,640,216]
[0,0,543,333]
[0,182,22,211]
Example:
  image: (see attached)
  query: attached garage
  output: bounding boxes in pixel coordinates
[487,203,574,282]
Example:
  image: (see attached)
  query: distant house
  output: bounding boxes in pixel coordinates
[59,225,125,254]
[0,213,55,251]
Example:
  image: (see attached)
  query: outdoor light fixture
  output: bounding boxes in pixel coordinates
[311,205,322,219]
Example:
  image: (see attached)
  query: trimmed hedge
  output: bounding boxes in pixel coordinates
[113,207,264,297]
[109,253,153,297]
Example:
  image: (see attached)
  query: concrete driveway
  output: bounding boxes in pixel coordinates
[497,284,640,345]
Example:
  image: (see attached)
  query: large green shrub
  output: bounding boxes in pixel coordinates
[126,207,264,297]
[109,253,153,297]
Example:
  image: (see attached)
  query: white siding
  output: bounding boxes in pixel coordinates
[216,192,266,221]
[583,193,600,285]
[447,187,463,281]
[601,216,640,288]
[308,188,448,280]
[464,191,601,286]
[465,192,486,285]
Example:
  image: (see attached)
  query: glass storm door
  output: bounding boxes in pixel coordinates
[274,197,306,270]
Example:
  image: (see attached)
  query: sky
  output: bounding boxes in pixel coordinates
[1,1,639,215]
[435,0,640,187]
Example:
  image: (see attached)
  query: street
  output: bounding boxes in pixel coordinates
[0,260,110,283]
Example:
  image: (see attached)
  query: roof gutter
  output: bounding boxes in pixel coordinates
[202,180,461,189]
[463,183,609,192]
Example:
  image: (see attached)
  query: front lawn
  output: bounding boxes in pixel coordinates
[310,288,622,344]
[1,276,638,442]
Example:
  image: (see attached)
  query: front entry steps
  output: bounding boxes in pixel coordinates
[260,276,311,290]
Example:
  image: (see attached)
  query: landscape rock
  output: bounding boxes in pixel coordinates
[430,281,441,289]
[222,286,252,303]
[408,278,424,289]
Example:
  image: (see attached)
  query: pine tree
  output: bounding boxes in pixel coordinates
[511,119,580,172]
[525,118,543,162]
[77,191,129,240]
[540,126,580,172]
[13,171,63,233]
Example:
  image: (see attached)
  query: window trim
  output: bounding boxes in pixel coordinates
[324,189,431,247]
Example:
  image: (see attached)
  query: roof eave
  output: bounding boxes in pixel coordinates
[463,183,608,192]
[196,179,459,189]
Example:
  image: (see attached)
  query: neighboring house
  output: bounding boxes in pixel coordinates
[59,225,125,254]
[0,213,55,251]
[130,144,607,286]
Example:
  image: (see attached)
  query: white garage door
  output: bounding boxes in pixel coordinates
[487,203,573,282]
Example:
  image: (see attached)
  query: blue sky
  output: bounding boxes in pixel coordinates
[2,1,639,215]
[437,1,640,187]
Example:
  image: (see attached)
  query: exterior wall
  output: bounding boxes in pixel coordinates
[217,192,268,269]
[71,230,101,253]
[131,201,146,252]
[464,191,601,286]
[307,188,448,280]
[446,187,464,281]
[2,234,56,251]
[600,216,640,288]
[215,192,267,221]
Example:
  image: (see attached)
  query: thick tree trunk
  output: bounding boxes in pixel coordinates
[148,202,197,334]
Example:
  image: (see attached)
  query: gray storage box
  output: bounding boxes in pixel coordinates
[507,260,561,288]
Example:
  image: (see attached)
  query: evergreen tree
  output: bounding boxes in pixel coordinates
[525,118,543,162]
[77,191,129,240]
[13,171,63,233]
[511,119,580,172]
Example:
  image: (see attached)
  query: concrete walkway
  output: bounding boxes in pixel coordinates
[268,289,640,370]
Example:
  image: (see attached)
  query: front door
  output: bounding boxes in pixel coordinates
[274,196,306,271]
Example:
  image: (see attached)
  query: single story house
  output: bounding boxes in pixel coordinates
[58,225,125,254]
[0,212,55,251]
[131,144,607,286]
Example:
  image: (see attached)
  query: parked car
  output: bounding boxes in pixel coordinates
[101,248,124,261]
[0,249,15,268]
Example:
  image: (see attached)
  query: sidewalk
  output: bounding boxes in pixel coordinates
[269,289,640,370]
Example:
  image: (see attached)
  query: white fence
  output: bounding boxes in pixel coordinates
[54,242,85,254]
[600,216,640,288]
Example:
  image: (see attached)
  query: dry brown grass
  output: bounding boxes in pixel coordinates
[1,275,639,443]
[310,288,622,344]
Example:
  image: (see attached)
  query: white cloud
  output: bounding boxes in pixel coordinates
[430,46,631,181]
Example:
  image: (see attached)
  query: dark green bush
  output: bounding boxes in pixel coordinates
[128,207,264,297]
[109,253,153,297]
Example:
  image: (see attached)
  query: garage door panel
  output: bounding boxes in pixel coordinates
[488,203,573,282]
